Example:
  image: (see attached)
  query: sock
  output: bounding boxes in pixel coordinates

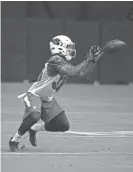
[31,123,45,132]
[11,131,21,142]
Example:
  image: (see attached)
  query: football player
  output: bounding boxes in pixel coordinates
[9,35,103,151]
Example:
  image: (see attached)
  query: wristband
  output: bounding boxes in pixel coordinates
[86,59,96,63]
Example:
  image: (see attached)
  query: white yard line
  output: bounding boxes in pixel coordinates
[1,152,133,156]
[65,130,133,135]
[57,130,133,137]
[1,111,133,115]
[56,135,133,138]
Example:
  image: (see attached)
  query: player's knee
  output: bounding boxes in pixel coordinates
[61,123,69,131]
[60,121,70,131]
[58,112,70,131]
[29,111,41,123]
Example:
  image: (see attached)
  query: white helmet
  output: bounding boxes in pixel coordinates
[49,35,76,61]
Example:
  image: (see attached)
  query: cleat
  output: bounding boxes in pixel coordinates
[9,137,19,152]
[29,129,37,147]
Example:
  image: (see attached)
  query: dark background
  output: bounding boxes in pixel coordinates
[1,1,133,84]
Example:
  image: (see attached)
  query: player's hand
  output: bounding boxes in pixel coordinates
[86,45,103,63]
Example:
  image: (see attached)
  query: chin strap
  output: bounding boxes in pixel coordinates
[65,56,72,61]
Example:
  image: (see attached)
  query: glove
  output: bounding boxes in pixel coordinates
[86,45,103,63]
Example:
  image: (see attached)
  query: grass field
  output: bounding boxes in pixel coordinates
[1,83,133,172]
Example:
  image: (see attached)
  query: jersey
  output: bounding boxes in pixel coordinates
[19,55,70,101]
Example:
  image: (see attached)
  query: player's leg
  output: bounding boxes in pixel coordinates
[30,111,70,132]
[28,98,69,146]
[29,111,69,146]
[9,94,41,151]
[45,111,70,132]
[43,98,70,131]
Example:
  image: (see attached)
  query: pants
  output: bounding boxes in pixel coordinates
[23,93,64,123]
[23,93,70,131]
[45,111,70,132]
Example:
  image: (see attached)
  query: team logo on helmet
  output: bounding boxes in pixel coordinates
[52,38,63,46]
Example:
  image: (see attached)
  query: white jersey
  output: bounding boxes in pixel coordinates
[28,63,60,101]
[18,55,69,101]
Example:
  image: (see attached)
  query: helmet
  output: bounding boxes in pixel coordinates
[49,35,76,61]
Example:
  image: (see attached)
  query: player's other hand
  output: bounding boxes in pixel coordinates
[86,45,103,63]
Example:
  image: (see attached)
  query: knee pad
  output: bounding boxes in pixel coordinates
[44,111,70,132]
[58,112,70,131]
[60,122,70,131]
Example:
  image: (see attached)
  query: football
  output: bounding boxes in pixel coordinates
[103,39,126,53]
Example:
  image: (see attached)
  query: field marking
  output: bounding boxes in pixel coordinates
[65,130,133,135]
[56,130,133,138]
[56,135,133,138]
[1,152,133,156]
[1,111,133,115]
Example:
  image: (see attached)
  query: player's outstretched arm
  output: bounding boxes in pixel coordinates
[79,45,103,78]
[59,60,89,76]
[79,62,96,77]
[59,45,103,77]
